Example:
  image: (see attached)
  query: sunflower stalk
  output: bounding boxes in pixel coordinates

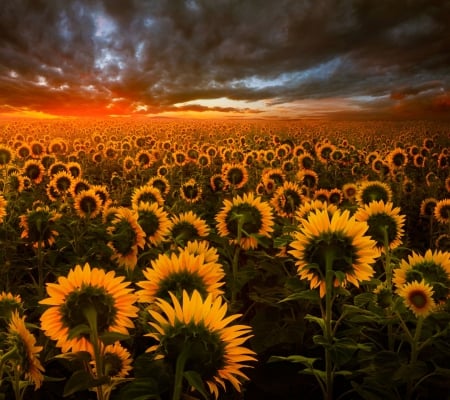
[382,226,395,352]
[323,248,335,400]
[172,346,190,400]
[83,306,106,400]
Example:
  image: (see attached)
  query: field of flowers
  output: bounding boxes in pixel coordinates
[0,118,449,400]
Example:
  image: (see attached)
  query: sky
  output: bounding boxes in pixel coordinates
[0,0,450,120]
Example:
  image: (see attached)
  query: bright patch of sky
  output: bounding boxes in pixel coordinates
[174,97,270,110]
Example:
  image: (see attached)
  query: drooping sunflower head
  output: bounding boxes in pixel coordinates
[74,189,103,219]
[296,169,319,189]
[0,292,23,327]
[107,207,146,271]
[40,263,138,353]
[0,144,15,165]
[19,205,61,248]
[7,311,45,389]
[420,197,438,217]
[354,200,405,254]
[169,211,210,245]
[22,160,45,184]
[398,280,436,318]
[146,290,256,399]
[134,201,171,247]
[215,192,274,250]
[147,175,171,196]
[356,180,393,206]
[91,342,133,378]
[137,246,225,303]
[435,234,450,251]
[393,249,450,304]
[289,209,378,297]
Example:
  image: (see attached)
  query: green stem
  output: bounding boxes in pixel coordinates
[382,226,395,352]
[324,250,335,400]
[84,307,105,400]
[230,215,244,307]
[406,317,424,400]
[172,347,190,400]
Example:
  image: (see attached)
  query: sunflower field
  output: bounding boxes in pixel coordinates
[0,118,449,400]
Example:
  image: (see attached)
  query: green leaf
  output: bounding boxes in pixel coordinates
[54,351,92,362]
[268,355,320,369]
[184,371,209,400]
[115,377,163,400]
[354,292,377,307]
[279,289,320,303]
[305,314,326,332]
[67,324,91,340]
[100,331,130,345]
[63,370,107,397]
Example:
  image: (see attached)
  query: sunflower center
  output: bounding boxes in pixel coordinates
[408,290,428,309]
[163,324,225,379]
[182,185,199,200]
[61,285,117,334]
[361,185,389,204]
[227,168,245,185]
[79,195,99,215]
[405,262,450,302]
[304,234,356,277]
[137,191,158,204]
[138,211,160,237]
[104,351,124,377]
[225,204,262,237]
[110,220,137,255]
[171,222,201,243]
[25,164,41,180]
[156,272,208,301]
[366,214,398,246]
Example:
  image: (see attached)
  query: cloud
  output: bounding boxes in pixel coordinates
[0,0,449,118]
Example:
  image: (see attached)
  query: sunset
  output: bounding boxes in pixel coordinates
[1,0,449,119]
[0,2,449,400]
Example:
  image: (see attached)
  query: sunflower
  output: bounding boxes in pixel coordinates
[137,246,225,304]
[147,175,171,197]
[49,170,73,197]
[169,211,210,244]
[294,199,338,222]
[91,342,133,378]
[0,194,7,223]
[16,143,31,159]
[296,169,319,189]
[131,184,164,208]
[0,292,23,326]
[40,263,138,353]
[222,163,249,190]
[387,147,408,169]
[270,181,304,218]
[434,198,450,224]
[136,150,154,168]
[66,161,82,178]
[22,160,45,184]
[316,143,336,164]
[314,188,330,203]
[29,140,45,158]
[146,290,256,399]
[107,207,146,271]
[19,205,61,248]
[74,189,103,219]
[419,197,438,217]
[356,180,393,206]
[180,178,202,204]
[123,155,136,174]
[262,168,285,188]
[289,209,377,297]
[435,234,450,251]
[69,177,91,197]
[215,192,274,250]
[48,161,68,177]
[210,174,225,192]
[397,280,436,318]
[393,249,450,304]
[354,200,405,255]
[134,201,171,247]
[0,144,15,165]
[342,183,358,202]
[328,188,343,205]
[6,311,44,389]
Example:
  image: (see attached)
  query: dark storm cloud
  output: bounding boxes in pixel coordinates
[0,0,449,117]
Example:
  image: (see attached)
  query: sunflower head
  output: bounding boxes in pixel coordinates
[169,211,210,245]
[0,292,23,327]
[398,280,436,318]
[135,201,171,247]
[356,180,393,206]
[146,290,256,399]
[289,209,377,297]
[19,206,61,248]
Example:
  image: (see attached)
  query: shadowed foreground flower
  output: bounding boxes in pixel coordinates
[398,280,436,318]
[107,207,145,270]
[19,205,61,248]
[137,245,225,303]
[40,263,138,353]
[354,200,405,255]
[356,180,393,206]
[393,249,450,304]
[215,192,274,250]
[289,209,378,297]
[6,310,44,389]
[146,290,256,399]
